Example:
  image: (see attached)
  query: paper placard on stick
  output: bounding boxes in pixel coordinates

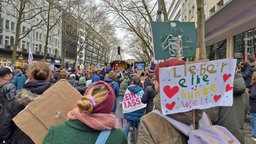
[159,59,237,115]
[13,79,82,144]
[122,88,146,113]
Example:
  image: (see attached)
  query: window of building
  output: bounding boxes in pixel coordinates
[39,33,41,41]
[36,32,38,40]
[22,40,26,50]
[5,36,9,47]
[210,6,215,16]
[27,42,29,49]
[11,22,15,31]
[217,0,224,10]
[0,18,3,33]
[5,19,9,29]
[10,36,14,46]
[22,26,26,33]
[0,35,2,44]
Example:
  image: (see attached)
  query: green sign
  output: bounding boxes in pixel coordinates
[151,21,197,60]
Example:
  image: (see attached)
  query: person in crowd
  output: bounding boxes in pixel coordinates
[138,59,203,144]
[249,71,256,138]
[123,76,145,139]
[3,89,39,144]
[43,81,127,144]
[104,71,119,114]
[0,66,16,143]
[248,55,256,71]
[141,74,157,114]
[23,61,53,95]
[67,73,78,87]
[99,74,105,81]
[142,71,150,90]
[12,69,26,91]
[238,61,253,88]
[205,71,249,144]
[75,76,87,95]
[106,63,112,74]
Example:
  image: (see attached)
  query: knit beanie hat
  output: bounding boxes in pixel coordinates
[154,59,185,82]
[84,81,115,114]
[0,66,13,77]
[92,74,100,82]
[148,66,155,73]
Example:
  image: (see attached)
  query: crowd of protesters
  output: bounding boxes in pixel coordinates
[0,61,157,144]
[1,56,256,143]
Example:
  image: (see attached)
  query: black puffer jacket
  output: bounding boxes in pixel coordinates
[23,80,52,95]
[0,81,16,143]
[141,84,156,114]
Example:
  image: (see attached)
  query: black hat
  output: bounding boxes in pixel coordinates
[0,67,13,77]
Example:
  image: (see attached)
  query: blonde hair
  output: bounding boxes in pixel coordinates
[76,84,108,113]
[107,70,116,80]
[27,61,51,80]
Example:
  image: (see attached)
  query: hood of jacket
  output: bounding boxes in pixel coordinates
[128,85,143,94]
[153,93,203,125]
[104,77,113,83]
[23,80,52,95]
[16,90,40,106]
[233,73,246,96]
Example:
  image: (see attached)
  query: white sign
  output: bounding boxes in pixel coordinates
[122,88,146,113]
[159,59,237,115]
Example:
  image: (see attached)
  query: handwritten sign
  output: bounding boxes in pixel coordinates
[159,59,237,115]
[122,88,146,113]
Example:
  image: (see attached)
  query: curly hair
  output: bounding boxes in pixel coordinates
[27,61,51,80]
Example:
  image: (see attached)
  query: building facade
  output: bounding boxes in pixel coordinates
[170,0,256,63]
[0,0,62,67]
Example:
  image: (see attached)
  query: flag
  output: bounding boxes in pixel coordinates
[28,48,33,64]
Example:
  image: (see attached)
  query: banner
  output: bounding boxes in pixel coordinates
[28,48,33,64]
[122,88,146,113]
[159,59,237,115]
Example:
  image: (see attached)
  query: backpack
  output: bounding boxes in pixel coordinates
[153,110,241,144]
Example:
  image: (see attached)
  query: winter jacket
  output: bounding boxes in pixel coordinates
[0,80,16,143]
[141,84,156,114]
[205,73,249,144]
[12,73,26,91]
[138,92,203,144]
[119,76,130,97]
[239,66,253,88]
[143,77,150,90]
[104,78,119,112]
[23,80,52,95]
[43,120,127,144]
[124,85,144,122]
[250,84,256,113]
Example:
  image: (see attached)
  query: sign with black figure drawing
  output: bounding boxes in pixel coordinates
[151,21,197,60]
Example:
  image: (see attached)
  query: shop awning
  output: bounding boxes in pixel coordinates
[205,0,256,46]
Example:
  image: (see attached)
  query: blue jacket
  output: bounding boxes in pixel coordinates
[124,85,145,122]
[12,73,27,90]
[104,78,119,112]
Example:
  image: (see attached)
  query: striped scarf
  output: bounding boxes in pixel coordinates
[67,107,116,130]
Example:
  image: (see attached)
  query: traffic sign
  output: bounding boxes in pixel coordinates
[151,21,197,60]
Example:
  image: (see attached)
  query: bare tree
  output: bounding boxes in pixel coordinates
[101,0,169,62]
[2,0,48,64]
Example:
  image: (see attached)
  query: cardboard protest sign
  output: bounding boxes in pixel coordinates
[13,79,82,144]
[159,59,237,115]
[122,88,146,113]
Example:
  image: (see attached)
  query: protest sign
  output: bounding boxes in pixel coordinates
[159,59,237,115]
[122,88,146,113]
[13,79,82,144]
